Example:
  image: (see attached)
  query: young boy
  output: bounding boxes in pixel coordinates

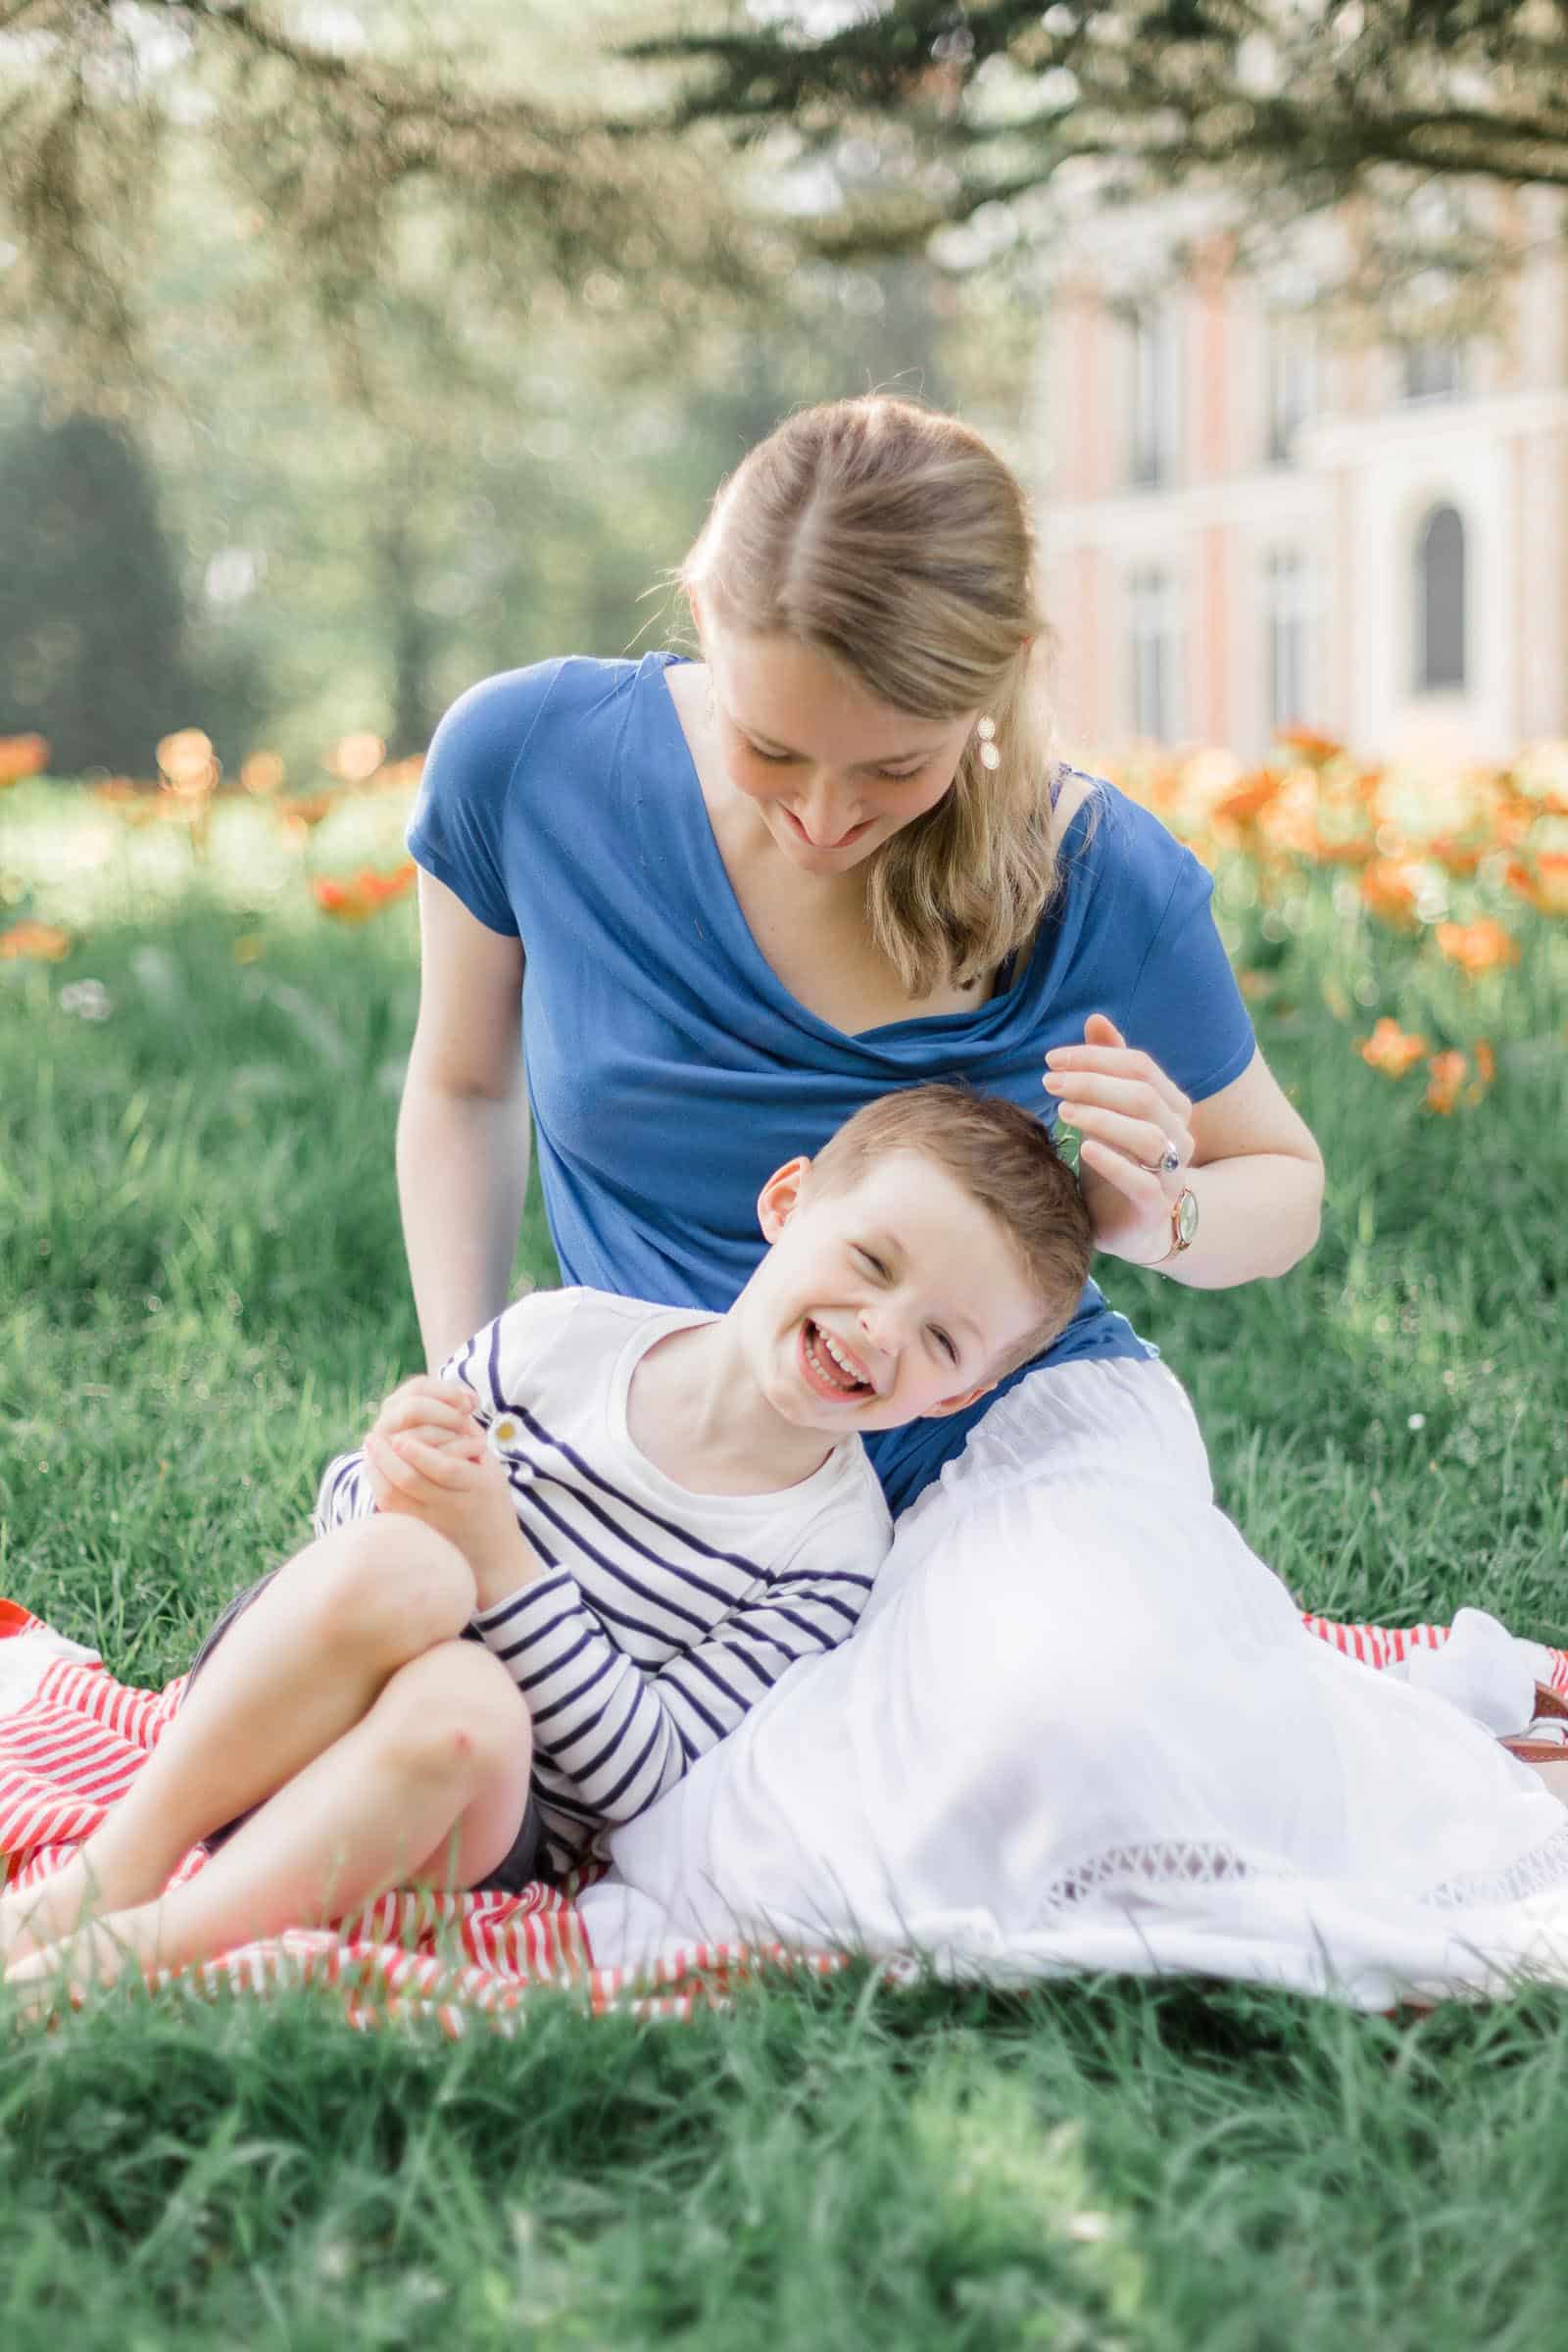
[1,1085,1091,1986]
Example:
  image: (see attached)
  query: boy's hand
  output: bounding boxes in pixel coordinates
[368,1374,483,1460]
[363,1377,543,1606]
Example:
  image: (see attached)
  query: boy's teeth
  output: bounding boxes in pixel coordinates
[807,1322,863,1391]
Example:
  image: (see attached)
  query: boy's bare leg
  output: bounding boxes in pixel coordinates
[6,1638,531,1998]
[0,1516,477,1962]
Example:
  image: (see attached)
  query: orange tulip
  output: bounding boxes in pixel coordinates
[1489,794,1541,848]
[277,792,342,844]
[0,919,72,961]
[1211,770,1283,829]
[0,734,49,786]
[311,863,416,922]
[1359,858,1426,927]
[1310,832,1377,866]
[1425,837,1486,877]
[1504,856,1568,916]
[1499,749,1568,820]
[1433,918,1518,976]
[1358,1018,1429,1078]
[1425,1051,1469,1114]
[1273,725,1343,768]
[368,859,416,904]
[1424,1042,1494,1113]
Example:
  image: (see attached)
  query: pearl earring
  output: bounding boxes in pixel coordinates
[975,715,1000,771]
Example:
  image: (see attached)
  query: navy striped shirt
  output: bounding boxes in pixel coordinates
[316,1289,892,1869]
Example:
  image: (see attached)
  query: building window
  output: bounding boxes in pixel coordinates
[1403,341,1466,402]
[1127,304,1176,489]
[1129,567,1178,740]
[1414,504,1466,691]
[1265,317,1314,465]
[1264,548,1311,731]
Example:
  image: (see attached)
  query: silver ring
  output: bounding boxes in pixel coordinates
[1156,1137,1182,1178]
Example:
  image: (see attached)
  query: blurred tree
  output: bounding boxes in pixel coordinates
[0,406,198,772]
[632,3,1568,220]
[0,1,757,400]
[0,1,773,766]
[627,1,1568,314]
[0,5,977,770]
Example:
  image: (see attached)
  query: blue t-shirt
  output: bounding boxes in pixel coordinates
[407,653,1256,1516]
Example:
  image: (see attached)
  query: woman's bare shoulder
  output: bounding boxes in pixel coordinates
[1050,766,1098,839]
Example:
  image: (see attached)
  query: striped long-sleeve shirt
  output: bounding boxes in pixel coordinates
[315,1288,892,1871]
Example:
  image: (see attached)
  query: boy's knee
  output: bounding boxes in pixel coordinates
[313,1517,476,1660]
[373,1642,527,1788]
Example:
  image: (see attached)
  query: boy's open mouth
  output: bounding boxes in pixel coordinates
[800,1318,874,1399]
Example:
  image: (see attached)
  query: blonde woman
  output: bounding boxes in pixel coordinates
[399,397,1568,2002]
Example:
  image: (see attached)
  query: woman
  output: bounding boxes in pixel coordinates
[400,396,1568,2004]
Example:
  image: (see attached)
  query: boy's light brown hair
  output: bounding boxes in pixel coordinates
[805,1083,1094,1377]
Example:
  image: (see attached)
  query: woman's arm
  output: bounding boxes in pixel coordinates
[1135,1046,1322,1290]
[1048,1017,1324,1290]
[398,871,530,1369]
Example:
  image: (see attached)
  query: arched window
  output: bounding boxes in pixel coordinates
[1414,504,1466,692]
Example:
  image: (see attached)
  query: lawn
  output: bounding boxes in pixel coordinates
[1,760,1566,2349]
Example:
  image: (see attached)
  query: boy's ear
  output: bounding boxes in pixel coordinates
[757,1155,812,1243]
[922,1379,996,1419]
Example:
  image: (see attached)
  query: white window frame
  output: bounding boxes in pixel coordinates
[1263,545,1313,732]
[1127,303,1177,490]
[1128,565,1180,742]
[1264,315,1315,466]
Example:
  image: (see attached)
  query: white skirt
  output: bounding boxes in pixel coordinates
[579,1357,1568,2008]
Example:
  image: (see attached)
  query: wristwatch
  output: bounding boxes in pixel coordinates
[1159,1186,1200,1262]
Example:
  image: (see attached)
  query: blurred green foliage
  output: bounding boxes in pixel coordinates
[0,4,1015,778]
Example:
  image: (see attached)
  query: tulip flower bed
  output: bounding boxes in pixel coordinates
[2,729,1567,2350]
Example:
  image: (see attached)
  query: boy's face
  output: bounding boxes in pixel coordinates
[735,1151,1046,1435]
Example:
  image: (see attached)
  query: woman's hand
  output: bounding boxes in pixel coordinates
[1044,1013,1193,1266]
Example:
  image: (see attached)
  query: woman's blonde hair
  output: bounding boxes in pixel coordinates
[681,395,1075,999]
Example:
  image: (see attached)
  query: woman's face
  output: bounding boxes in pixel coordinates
[701,626,978,876]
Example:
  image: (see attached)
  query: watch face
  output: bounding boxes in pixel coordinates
[1176,1188,1200,1246]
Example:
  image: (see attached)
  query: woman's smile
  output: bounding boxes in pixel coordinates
[782,807,876,853]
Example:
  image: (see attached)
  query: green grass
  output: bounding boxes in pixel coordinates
[2,785,1567,2348]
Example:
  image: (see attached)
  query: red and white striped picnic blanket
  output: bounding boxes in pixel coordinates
[5,1598,1566,2034]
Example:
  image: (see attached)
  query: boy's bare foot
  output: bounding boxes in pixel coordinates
[0,1850,129,1966]
[4,1907,160,2026]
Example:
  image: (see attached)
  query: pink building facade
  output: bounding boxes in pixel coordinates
[1032,192,1568,764]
